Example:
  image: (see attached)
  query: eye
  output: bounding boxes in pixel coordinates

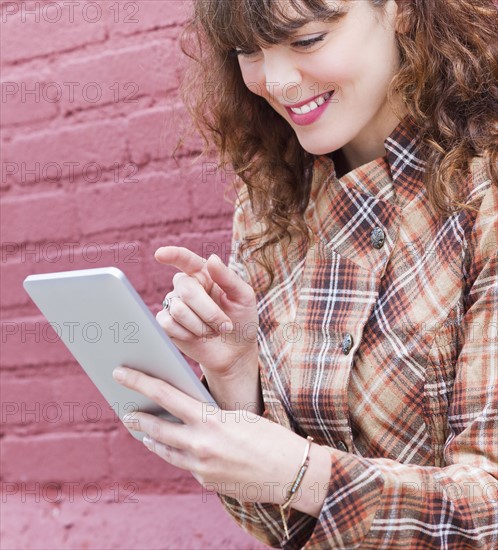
[291,34,327,49]
[230,33,327,59]
[231,47,261,58]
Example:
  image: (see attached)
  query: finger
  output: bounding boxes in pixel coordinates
[154,246,211,289]
[156,309,202,340]
[157,302,219,339]
[206,254,254,304]
[123,411,185,447]
[112,366,200,424]
[159,291,216,339]
[122,414,195,471]
[172,273,233,332]
[142,437,193,471]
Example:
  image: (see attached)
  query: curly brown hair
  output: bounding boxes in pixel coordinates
[178,0,498,291]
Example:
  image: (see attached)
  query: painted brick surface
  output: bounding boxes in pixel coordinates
[1,1,107,64]
[1,68,59,126]
[1,2,263,548]
[0,492,270,550]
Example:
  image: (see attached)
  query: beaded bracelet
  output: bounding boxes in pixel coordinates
[279,435,314,540]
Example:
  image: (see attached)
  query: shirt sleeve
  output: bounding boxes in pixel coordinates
[203,182,498,549]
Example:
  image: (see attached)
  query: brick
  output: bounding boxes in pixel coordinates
[69,242,148,296]
[107,426,194,485]
[0,373,56,429]
[3,119,128,185]
[0,241,146,309]
[0,372,115,432]
[127,105,184,165]
[181,230,234,264]
[0,192,79,243]
[186,160,238,218]
[0,69,59,126]
[1,259,43,309]
[1,1,106,64]
[0,432,109,482]
[0,491,270,549]
[1,316,76,368]
[175,128,205,158]
[75,172,190,234]
[105,0,191,36]
[51,373,119,428]
[56,41,180,113]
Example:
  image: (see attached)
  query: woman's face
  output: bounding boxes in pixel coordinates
[236,0,405,166]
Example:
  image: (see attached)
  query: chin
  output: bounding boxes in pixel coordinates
[299,142,339,157]
[295,133,341,157]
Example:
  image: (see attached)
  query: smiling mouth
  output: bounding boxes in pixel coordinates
[289,91,334,115]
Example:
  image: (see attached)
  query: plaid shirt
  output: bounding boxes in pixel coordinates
[201,116,498,549]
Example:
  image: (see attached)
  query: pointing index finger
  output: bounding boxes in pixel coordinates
[154,246,211,288]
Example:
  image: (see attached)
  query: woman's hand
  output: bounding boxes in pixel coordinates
[112,366,330,512]
[154,246,259,379]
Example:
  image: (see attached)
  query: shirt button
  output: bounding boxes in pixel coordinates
[342,333,354,355]
[371,227,385,249]
[336,440,348,452]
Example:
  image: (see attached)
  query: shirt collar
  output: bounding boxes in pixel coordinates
[311,114,427,210]
[383,114,427,208]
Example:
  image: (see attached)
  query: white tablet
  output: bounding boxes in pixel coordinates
[23,267,217,441]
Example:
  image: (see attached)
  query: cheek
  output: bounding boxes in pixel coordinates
[316,19,397,86]
[307,39,366,89]
[239,62,268,99]
[314,37,396,95]
[307,54,354,92]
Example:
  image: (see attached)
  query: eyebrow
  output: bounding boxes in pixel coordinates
[276,7,349,34]
[225,3,349,52]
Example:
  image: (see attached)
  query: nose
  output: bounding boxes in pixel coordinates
[262,49,303,104]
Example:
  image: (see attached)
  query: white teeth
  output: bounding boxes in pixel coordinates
[290,91,333,115]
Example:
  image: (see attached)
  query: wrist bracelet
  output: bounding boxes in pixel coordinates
[279,435,314,540]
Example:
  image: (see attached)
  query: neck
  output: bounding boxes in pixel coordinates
[333,101,408,178]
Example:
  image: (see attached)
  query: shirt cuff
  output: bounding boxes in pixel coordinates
[294,450,384,549]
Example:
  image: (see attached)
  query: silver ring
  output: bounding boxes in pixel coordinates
[162,296,173,311]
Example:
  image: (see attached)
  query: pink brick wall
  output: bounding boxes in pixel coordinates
[0,1,267,548]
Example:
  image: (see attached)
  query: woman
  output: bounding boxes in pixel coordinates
[112,0,498,548]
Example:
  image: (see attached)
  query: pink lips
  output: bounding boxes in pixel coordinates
[284,91,335,126]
